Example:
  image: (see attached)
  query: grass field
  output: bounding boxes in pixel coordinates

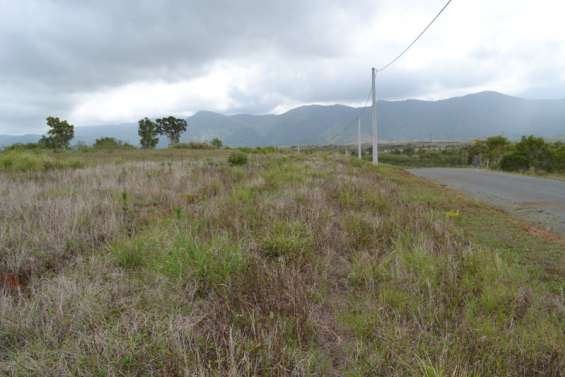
[0,149,563,376]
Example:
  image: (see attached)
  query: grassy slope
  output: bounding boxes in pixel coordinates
[0,150,563,376]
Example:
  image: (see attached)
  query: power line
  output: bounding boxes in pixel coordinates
[377,0,454,74]
[328,0,454,149]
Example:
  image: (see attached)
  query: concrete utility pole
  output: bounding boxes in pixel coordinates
[357,117,362,159]
[371,68,379,165]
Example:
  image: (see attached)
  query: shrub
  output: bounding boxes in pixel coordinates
[93,137,135,150]
[210,138,223,148]
[514,135,554,171]
[500,152,530,172]
[228,152,248,166]
[171,142,213,150]
[554,145,565,172]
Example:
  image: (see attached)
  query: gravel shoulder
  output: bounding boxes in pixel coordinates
[409,167,565,235]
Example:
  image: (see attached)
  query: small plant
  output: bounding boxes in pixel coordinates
[260,220,313,259]
[210,138,223,148]
[228,152,248,166]
[120,191,134,237]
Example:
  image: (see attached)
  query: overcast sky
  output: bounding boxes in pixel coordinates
[1,0,564,134]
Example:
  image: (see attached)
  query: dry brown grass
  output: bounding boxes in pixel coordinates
[0,150,563,376]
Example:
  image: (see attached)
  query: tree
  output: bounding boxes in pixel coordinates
[466,139,488,167]
[500,152,530,172]
[210,137,223,149]
[138,118,160,149]
[39,117,74,150]
[484,135,511,168]
[515,135,554,171]
[551,143,565,172]
[156,116,187,146]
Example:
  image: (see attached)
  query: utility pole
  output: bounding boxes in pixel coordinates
[371,68,379,165]
[357,117,362,159]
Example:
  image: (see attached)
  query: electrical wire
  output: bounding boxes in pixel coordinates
[377,0,454,74]
[325,0,455,146]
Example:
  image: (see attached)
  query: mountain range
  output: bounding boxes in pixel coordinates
[1,91,564,148]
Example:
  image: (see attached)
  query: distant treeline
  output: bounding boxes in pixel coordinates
[2,116,224,152]
[380,136,565,173]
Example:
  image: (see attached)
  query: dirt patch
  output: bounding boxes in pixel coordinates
[0,271,29,293]
[522,224,565,245]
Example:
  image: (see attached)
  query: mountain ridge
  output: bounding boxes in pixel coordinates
[2,91,564,147]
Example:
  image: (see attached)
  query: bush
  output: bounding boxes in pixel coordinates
[500,152,530,172]
[171,142,213,150]
[210,138,223,148]
[94,137,135,150]
[553,145,565,172]
[514,135,554,171]
[228,152,248,166]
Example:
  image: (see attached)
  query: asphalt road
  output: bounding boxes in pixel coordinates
[409,168,565,235]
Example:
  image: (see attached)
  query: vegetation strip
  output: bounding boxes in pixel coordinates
[0,149,563,376]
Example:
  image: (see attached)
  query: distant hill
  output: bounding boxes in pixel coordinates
[2,91,564,148]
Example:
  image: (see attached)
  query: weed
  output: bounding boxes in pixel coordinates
[260,220,314,259]
[228,152,248,166]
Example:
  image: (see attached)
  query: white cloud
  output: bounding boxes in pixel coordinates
[69,63,250,124]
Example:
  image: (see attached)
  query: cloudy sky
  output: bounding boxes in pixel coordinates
[1,0,564,134]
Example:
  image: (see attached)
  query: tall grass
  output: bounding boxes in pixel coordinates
[0,150,83,172]
[0,150,562,376]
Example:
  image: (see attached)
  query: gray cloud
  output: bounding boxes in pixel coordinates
[1,0,564,133]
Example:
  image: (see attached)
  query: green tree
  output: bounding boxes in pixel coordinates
[138,118,160,149]
[500,152,530,172]
[210,137,223,148]
[39,117,74,150]
[552,143,565,172]
[515,135,554,171]
[156,116,187,146]
[484,135,511,168]
[466,139,488,167]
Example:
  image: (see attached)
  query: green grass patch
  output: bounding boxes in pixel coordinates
[228,152,248,166]
[114,222,246,292]
[0,150,83,172]
[259,220,314,259]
